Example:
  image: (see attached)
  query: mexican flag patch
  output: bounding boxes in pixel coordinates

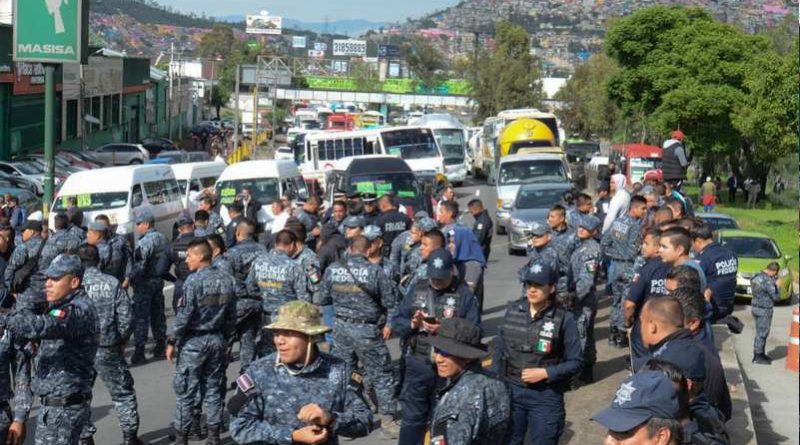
[537,339,552,353]
[49,309,67,319]
[585,261,598,273]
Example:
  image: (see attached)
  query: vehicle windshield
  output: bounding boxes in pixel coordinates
[515,188,567,209]
[499,160,568,185]
[703,217,739,231]
[215,178,279,206]
[381,129,440,160]
[156,152,185,163]
[434,129,466,165]
[348,173,420,203]
[52,192,129,211]
[721,237,780,259]
[12,162,42,175]
[301,121,322,130]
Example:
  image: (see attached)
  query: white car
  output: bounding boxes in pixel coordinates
[274,146,294,161]
[90,143,150,165]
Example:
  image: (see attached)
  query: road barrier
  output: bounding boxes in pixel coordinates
[787,307,799,372]
[227,131,270,164]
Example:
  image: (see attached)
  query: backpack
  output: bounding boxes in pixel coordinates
[12,241,44,293]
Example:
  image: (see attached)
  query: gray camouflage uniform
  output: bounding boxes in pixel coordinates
[549,227,578,295]
[319,254,398,415]
[227,239,267,372]
[170,265,236,433]
[80,267,139,441]
[4,236,45,294]
[246,250,310,354]
[229,352,372,445]
[600,214,643,332]
[106,234,133,282]
[293,246,322,304]
[751,272,781,356]
[430,368,510,445]
[6,289,98,445]
[131,228,169,349]
[0,319,32,441]
[40,230,82,273]
[212,255,233,275]
[207,211,225,236]
[567,237,602,367]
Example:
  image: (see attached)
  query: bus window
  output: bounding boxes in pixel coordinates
[335,140,344,159]
[325,140,335,160]
[354,138,364,156]
[344,139,354,157]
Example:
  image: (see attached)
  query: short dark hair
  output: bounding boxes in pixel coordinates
[666,265,702,295]
[669,287,706,323]
[766,262,780,272]
[645,416,683,442]
[205,233,226,255]
[630,195,648,208]
[200,196,215,207]
[644,228,662,240]
[283,217,306,241]
[77,244,100,269]
[272,199,286,211]
[54,213,69,230]
[332,200,347,211]
[440,200,459,218]
[549,204,566,217]
[70,210,83,227]
[187,239,212,262]
[654,206,674,222]
[237,218,257,238]
[467,198,483,210]
[423,228,445,249]
[643,297,684,329]
[689,223,714,241]
[95,214,111,225]
[194,210,209,223]
[576,193,593,206]
[661,227,691,256]
[274,229,298,247]
[349,235,369,254]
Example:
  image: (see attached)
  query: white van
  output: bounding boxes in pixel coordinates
[50,164,183,242]
[214,160,308,230]
[171,161,227,215]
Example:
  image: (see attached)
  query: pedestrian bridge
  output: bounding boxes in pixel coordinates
[274,88,471,107]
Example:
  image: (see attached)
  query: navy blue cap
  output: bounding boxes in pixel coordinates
[414,210,430,221]
[591,371,680,433]
[521,261,556,285]
[177,215,194,227]
[428,248,454,280]
[363,225,382,241]
[579,214,601,232]
[343,215,365,229]
[527,221,550,237]
[133,209,154,225]
[44,254,83,279]
[87,221,108,232]
[416,217,437,233]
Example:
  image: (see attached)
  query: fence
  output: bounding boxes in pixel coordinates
[227,131,270,164]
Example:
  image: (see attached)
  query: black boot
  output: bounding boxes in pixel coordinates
[205,425,221,445]
[151,341,167,359]
[188,412,207,441]
[171,433,188,445]
[579,364,594,384]
[130,347,146,365]
[123,436,148,445]
[752,353,772,365]
[607,327,618,346]
[78,438,95,445]
[616,331,629,348]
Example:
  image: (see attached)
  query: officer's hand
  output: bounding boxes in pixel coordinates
[291,425,329,444]
[521,368,548,384]
[703,288,712,302]
[166,344,175,362]
[7,420,24,445]
[122,278,130,289]
[410,311,425,330]
[382,326,392,341]
[311,227,321,237]
[297,403,332,427]
[422,319,441,334]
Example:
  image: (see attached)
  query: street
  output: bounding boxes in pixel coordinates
[21,178,794,445]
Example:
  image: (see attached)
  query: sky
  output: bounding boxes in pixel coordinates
[156,0,460,22]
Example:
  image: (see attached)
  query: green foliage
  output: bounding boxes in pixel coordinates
[405,37,448,91]
[472,22,544,120]
[198,25,237,59]
[554,53,622,139]
[91,0,220,29]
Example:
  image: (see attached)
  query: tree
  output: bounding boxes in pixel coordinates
[208,83,230,119]
[471,22,544,120]
[198,25,237,59]
[350,60,381,93]
[405,37,447,92]
[554,53,622,139]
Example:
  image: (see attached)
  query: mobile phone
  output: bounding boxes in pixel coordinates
[424,316,438,324]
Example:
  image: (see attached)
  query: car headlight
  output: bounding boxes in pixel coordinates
[747,286,752,295]
[738,272,753,280]
[511,218,528,229]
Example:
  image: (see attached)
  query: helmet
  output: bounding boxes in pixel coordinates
[498,118,557,158]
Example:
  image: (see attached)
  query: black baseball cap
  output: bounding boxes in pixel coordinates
[591,371,680,432]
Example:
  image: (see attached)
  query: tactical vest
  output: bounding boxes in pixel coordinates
[661,143,684,181]
[409,281,461,358]
[502,304,565,386]
[172,236,195,281]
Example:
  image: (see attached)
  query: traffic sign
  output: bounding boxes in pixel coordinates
[13,0,88,64]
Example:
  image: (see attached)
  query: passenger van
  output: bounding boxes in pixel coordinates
[414,113,469,186]
[214,160,308,230]
[171,161,227,215]
[51,164,183,242]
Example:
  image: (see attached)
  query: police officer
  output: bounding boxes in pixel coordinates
[3,221,45,296]
[493,261,582,445]
[205,234,233,275]
[41,213,82,271]
[399,217,437,283]
[393,248,480,445]
[321,200,348,242]
[318,215,358,273]
[750,262,782,364]
[130,210,170,364]
[86,221,113,274]
[246,229,310,356]
[68,211,87,241]
[5,254,98,445]
[601,195,646,348]
[546,205,577,300]
[519,222,559,283]
[225,202,244,248]
[398,228,445,295]
[0,303,31,445]
[226,219,267,374]
[566,193,593,231]
[295,196,322,250]
[77,245,144,445]
[364,225,394,279]
[166,239,236,445]
[427,318,509,445]
[691,223,738,323]
[193,210,212,238]
[170,216,196,313]
[467,199,493,262]
[389,211,429,283]
[319,235,400,437]
[625,230,670,358]
[228,301,372,445]
[362,192,380,225]
[197,196,224,236]
[376,194,411,258]
[94,214,133,284]
[567,215,602,383]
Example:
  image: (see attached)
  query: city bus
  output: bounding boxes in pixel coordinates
[610,143,662,184]
[326,112,358,131]
[300,127,444,191]
[414,113,469,185]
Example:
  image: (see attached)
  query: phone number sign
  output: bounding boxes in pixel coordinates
[332,39,366,57]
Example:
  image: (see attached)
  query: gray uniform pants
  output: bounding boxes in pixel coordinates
[752,306,773,355]
[35,401,91,445]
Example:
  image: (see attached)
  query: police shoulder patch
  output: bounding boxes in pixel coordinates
[49,309,67,319]
[584,260,598,273]
[236,373,255,393]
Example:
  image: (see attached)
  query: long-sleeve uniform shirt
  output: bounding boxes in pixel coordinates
[83,267,132,346]
[319,255,397,323]
[169,265,237,344]
[246,250,310,315]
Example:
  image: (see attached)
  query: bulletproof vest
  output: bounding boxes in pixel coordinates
[661,143,684,181]
[502,304,565,385]
[172,234,195,281]
[380,211,409,255]
[409,281,461,357]
[233,243,263,283]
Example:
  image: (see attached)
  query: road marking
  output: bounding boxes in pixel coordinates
[475,189,480,196]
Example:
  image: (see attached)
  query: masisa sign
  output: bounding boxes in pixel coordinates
[13,0,88,64]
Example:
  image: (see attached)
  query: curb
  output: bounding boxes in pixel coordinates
[715,325,758,445]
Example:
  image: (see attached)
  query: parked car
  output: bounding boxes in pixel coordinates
[185,151,211,163]
[191,123,221,140]
[141,137,178,157]
[715,229,794,303]
[57,151,104,169]
[89,143,150,165]
[0,187,41,219]
[274,146,294,161]
[0,171,42,195]
[16,154,86,174]
[696,212,739,232]
[506,182,574,255]
[154,150,189,164]
[0,161,58,193]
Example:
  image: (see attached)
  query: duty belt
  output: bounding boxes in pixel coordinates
[41,393,91,407]
[335,315,376,325]
[610,258,636,263]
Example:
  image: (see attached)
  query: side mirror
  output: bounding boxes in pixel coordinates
[785,254,792,261]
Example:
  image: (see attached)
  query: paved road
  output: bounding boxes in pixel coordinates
[19,177,786,444]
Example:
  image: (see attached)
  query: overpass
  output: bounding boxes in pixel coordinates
[273,87,471,107]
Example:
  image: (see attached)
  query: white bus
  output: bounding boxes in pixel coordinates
[300,127,444,190]
[414,113,469,185]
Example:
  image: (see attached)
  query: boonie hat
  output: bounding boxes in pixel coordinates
[427,248,454,280]
[591,371,680,433]
[427,318,488,360]
[44,254,83,279]
[266,301,331,336]
[342,215,365,229]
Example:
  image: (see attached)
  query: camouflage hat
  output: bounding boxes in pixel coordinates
[363,225,382,241]
[87,221,108,232]
[416,217,437,233]
[343,215,365,229]
[44,254,83,279]
[133,209,155,225]
[266,301,331,336]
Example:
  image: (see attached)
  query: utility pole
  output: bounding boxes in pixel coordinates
[43,65,55,218]
[271,70,278,149]
[208,59,215,120]
[233,64,240,151]
[177,47,183,141]
[168,42,174,140]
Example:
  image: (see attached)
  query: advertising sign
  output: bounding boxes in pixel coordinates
[314,42,328,51]
[388,62,400,77]
[292,36,307,48]
[246,14,282,35]
[13,0,88,63]
[378,44,401,58]
[332,39,366,57]
[308,49,325,59]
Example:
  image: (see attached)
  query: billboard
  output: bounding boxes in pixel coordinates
[292,36,307,48]
[378,44,401,58]
[13,0,88,64]
[308,49,325,59]
[332,39,366,57]
[246,14,282,35]
[314,42,327,52]
[388,62,400,77]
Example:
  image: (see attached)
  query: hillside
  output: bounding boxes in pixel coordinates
[91,0,223,29]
